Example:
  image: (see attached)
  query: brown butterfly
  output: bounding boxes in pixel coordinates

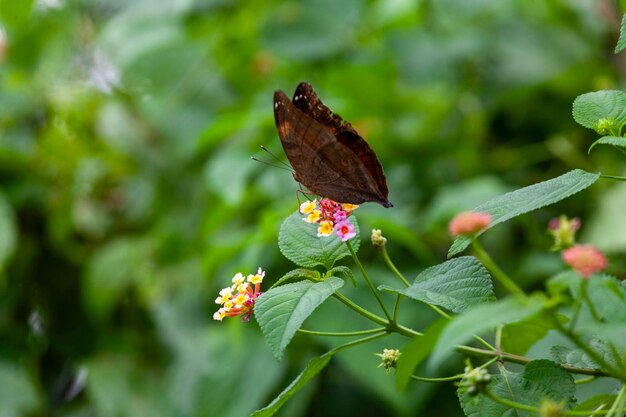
[273,82,392,208]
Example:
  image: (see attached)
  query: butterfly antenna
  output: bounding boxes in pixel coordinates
[250,157,294,172]
[260,145,293,170]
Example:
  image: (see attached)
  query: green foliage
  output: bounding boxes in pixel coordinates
[279,211,360,269]
[500,313,556,355]
[255,277,344,360]
[250,354,332,417]
[271,268,321,288]
[458,360,576,417]
[550,337,621,371]
[379,256,495,313]
[617,13,626,53]
[395,319,447,392]
[0,190,16,276]
[572,91,626,135]
[0,361,39,417]
[429,296,546,369]
[449,170,600,257]
[2,1,626,416]
[586,274,626,323]
[588,136,626,154]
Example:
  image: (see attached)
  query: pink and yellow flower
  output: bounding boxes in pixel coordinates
[317,220,334,236]
[335,220,356,242]
[448,211,492,236]
[299,199,317,215]
[213,268,266,322]
[299,198,359,242]
[561,244,608,278]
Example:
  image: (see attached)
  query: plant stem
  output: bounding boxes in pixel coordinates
[574,375,597,384]
[332,292,422,337]
[471,240,526,299]
[345,240,392,320]
[600,174,626,182]
[297,328,386,337]
[580,278,602,321]
[332,292,389,327]
[411,374,464,382]
[457,346,610,377]
[482,389,539,413]
[380,246,411,287]
[393,294,402,322]
[328,332,389,355]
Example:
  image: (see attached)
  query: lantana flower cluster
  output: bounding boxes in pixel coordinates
[548,216,608,279]
[299,198,359,241]
[448,211,492,237]
[213,268,265,322]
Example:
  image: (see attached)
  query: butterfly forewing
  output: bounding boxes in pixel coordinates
[273,83,392,207]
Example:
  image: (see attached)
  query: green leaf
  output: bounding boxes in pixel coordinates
[616,13,626,53]
[573,394,616,413]
[572,91,626,134]
[250,354,332,417]
[0,361,39,417]
[395,319,447,392]
[588,136,626,154]
[326,266,356,287]
[586,274,626,323]
[379,256,495,313]
[579,323,626,350]
[255,277,344,360]
[429,295,545,369]
[448,170,600,257]
[546,270,581,298]
[459,360,576,417]
[500,313,556,355]
[278,211,360,269]
[271,268,321,288]
[0,190,17,274]
[550,337,620,371]
[84,238,149,319]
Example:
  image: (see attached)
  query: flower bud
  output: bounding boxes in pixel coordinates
[371,229,387,249]
[595,118,614,135]
[375,348,401,373]
[458,365,491,396]
[548,215,580,251]
[538,399,564,417]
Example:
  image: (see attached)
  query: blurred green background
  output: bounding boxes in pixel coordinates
[1,0,626,416]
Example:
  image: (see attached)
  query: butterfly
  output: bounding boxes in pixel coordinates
[273,82,392,207]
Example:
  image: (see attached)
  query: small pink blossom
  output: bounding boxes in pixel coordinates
[448,211,492,236]
[561,244,608,278]
[333,210,347,222]
[335,220,356,242]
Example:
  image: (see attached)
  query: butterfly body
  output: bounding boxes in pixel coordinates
[273,82,392,208]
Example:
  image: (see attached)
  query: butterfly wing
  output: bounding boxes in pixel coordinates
[274,89,391,206]
[291,82,390,206]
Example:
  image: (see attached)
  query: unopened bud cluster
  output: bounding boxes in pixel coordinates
[459,366,491,396]
[538,399,564,417]
[376,348,401,373]
[548,215,580,251]
[371,229,387,249]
